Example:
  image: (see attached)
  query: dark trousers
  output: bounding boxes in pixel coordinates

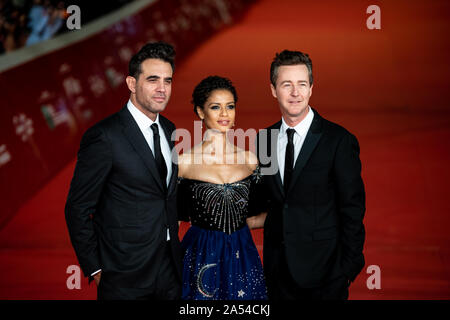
[97,241,181,300]
[266,250,349,300]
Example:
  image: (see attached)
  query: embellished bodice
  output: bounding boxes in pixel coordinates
[177,169,262,235]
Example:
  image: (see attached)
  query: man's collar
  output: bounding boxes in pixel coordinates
[280,106,314,137]
[127,99,160,131]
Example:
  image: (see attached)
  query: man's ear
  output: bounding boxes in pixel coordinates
[196,106,205,120]
[126,76,136,93]
[310,84,313,97]
[270,83,277,99]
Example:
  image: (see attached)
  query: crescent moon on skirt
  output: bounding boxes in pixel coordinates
[196,263,218,298]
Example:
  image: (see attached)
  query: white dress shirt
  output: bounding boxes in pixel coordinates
[127,100,172,186]
[277,106,314,184]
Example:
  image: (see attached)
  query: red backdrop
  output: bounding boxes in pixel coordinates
[0,0,256,228]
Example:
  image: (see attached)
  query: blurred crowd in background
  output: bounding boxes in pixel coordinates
[0,0,135,54]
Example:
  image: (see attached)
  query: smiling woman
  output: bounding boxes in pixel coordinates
[176,75,267,300]
[197,89,236,133]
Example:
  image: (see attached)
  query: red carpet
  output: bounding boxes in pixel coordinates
[1,0,450,299]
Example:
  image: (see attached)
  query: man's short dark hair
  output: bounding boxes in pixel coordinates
[191,76,238,116]
[128,42,175,78]
[270,50,313,86]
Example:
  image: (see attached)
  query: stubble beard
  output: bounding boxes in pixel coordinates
[136,94,169,117]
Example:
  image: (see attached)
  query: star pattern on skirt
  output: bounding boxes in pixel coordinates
[238,289,245,298]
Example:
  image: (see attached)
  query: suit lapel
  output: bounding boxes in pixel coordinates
[260,121,284,198]
[159,115,177,195]
[287,109,323,194]
[272,126,284,197]
[118,107,165,193]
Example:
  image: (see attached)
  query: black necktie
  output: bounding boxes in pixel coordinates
[284,128,295,193]
[150,123,167,187]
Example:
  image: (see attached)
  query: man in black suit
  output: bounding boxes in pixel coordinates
[254,50,366,299]
[65,42,182,300]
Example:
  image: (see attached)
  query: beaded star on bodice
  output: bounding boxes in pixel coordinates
[177,169,261,235]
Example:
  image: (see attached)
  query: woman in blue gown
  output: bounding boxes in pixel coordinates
[177,76,267,300]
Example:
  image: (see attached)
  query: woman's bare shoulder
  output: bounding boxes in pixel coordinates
[178,144,205,176]
[178,149,194,177]
[245,150,259,170]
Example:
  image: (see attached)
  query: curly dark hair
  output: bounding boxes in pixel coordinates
[191,76,238,116]
[270,50,313,86]
[128,42,175,78]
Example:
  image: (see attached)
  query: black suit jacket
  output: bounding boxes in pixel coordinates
[65,106,182,289]
[256,108,365,288]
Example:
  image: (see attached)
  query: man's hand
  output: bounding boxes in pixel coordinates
[93,271,102,286]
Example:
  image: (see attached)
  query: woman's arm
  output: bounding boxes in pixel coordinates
[247,212,267,229]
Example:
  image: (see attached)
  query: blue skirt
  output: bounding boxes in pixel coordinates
[181,225,268,300]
